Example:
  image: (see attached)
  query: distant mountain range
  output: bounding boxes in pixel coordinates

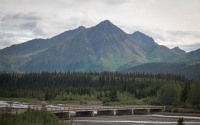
[123,61,200,80]
[123,49,200,80]
[0,20,199,79]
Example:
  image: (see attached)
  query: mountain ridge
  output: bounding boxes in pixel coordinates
[0,20,195,72]
[171,47,186,55]
[123,60,200,80]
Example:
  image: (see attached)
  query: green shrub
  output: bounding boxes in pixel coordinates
[0,108,60,125]
[177,117,185,125]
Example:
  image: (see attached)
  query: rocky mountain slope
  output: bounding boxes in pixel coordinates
[0,20,187,72]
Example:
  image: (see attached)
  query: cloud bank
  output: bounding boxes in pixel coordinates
[0,0,200,52]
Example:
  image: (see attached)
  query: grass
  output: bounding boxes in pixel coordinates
[0,97,41,103]
[0,97,102,105]
[48,100,101,105]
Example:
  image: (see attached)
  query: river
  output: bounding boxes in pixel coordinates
[65,114,200,125]
[1,101,200,125]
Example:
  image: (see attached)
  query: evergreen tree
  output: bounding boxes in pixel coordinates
[157,83,181,105]
[177,117,185,125]
[188,84,200,109]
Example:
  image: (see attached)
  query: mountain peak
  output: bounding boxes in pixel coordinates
[172,47,184,51]
[100,20,112,24]
[96,20,116,28]
[172,47,181,50]
[134,31,145,35]
[171,47,186,55]
[88,20,126,37]
[77,26,86,30]
[132,31,152,39]
[131,31,157,46]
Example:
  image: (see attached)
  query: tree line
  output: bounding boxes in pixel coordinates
[0,72,199,108]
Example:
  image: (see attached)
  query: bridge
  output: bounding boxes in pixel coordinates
[0,103,165,119]
[51,105,165,119]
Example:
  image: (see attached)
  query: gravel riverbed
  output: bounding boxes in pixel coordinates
[64,113,200,125]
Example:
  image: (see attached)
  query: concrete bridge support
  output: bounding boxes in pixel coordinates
[54,112,70,119]
[147,109,150,114]
[132,109,135,115]
[76,111,95,117]
[116,109,133,115]
[162,106,165,112]
[150,109,163,114]
[97,110,116,116]
[133,109,150,115]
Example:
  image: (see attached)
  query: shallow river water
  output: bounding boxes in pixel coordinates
[67,114,200,125]
[1,101,200,125]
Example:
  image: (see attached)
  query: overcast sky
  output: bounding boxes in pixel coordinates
[0,0,200,52]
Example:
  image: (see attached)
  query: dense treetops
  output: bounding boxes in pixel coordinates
[0,72,200,108]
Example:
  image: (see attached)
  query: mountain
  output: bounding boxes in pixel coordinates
[177,48,200,62]
[0,20,186,72]
[123,48,200,80]
[0,26,86,71]
[171,47,186,55]
[0,26,86,56]
[123,61,200,80]
[17,20,147,71]
[130,31,181,62]
[131,31,158,51]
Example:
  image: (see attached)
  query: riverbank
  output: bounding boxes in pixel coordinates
[159,112,200,117]
[1,100,200,125]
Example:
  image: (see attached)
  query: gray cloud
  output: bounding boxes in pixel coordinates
[20,21,37,30]
[32,27,45,36]
[0,31,32,49]
[0,0,200,52]
[125,25,200,52]
[101,0,133,5]
[2,12,40,21]
[0,32,17,48]
[0,12,53,38]
[166,30,200,39]
[1,12,40,31]
[181,43,200,52]
[144,29,200,52]
[0,32,13,39]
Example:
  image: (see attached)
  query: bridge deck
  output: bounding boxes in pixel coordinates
[0,102,165,115]
[48,105,164,113]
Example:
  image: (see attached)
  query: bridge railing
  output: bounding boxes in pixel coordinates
[48,105,165,112]
[0,104,165,113]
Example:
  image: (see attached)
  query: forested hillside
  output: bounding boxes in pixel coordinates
[0,72,200,109]
[124,61,200,80]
